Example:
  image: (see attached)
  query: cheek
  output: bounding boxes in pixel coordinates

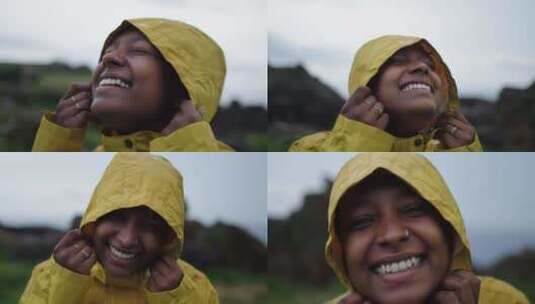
[375,69,402,104]
[344,233,373,280]
[140,232,163,254]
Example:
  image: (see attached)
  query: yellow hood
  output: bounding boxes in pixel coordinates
[100,18,226,122]
[325,153,472,291]
[348,35,459,111]
[80,152,185,258]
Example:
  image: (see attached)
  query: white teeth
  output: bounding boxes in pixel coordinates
[375,256,421,275]
[109,245,136,259]
[98,78,131,89]
[401,83,432,92]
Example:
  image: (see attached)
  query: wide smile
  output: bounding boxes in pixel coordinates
[399,82,434,94]
[97,77,132,89]
[108,243,139,261]
[372,254,424,275]
[370,254,427,284]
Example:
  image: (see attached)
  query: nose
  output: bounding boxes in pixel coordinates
[376,216,409,247]
[115,220,139,248]
[100,48,126,67]
[407,60,430,75]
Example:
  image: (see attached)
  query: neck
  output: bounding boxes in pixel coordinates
[386,112,438,138]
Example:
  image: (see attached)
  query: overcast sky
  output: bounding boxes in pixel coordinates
[0,0,266,107]
[268,153,535,265]
[0,153,267,244]
[269,0,535,101]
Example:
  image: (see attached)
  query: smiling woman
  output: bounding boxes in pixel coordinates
[289,35,483,152]
[325,153,528,304]
[31,18,232,152]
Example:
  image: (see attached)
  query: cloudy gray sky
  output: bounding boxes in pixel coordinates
[269,0,535,101]
[0,0,266,106]
[0,153,267,244]
[268,153,535,265]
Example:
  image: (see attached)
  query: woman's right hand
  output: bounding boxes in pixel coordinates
[54,83,92,128]
[53,229,96,275]
[338,292,372,304]
[341,86,389,131]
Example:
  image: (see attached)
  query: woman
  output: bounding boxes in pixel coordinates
[290,35,482,152]
[325,153,527,303]
[20,153,218,303]
[32,18,232,152]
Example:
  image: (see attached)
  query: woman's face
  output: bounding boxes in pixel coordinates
[92,207,172,277]
[372,45,446,135]
[91,29,173,134]
[338,179,451,304]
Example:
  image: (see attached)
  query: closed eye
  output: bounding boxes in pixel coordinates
[346,215,375,231]
[400,202,428,217]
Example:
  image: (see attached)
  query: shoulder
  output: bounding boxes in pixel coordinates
[479,276,529,304]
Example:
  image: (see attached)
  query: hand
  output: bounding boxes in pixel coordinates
[338,291,372,304]
[430,270,480,303]
[161,100,203,135]
[436,110,475,149]
[53,229,96,275]
[147,255,184,292]
[341,86,389,130]
[54,83,92,128]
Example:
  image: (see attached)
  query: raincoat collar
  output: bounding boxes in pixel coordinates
[100,130,161,152]
[325,153,472,291]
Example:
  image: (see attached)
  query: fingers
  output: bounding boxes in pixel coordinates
[54,229,85,251]
[161,100,202,135]
[339,292,367,304]
[342,86,372,114]
[438,271,480,304]
[341,89,388,131]
[61,83,91,100]
[433,290,461,304]
[56,91,92,128]
[148,256,183,292]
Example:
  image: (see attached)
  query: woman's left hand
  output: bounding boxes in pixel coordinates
[147,255,184,292]
[161,100,203,135]
[436,110,476,149]
[430,270,481,303]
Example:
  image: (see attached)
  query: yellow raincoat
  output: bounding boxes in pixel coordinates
[20,153,219,303]
[290,35,483,152]
[325,153,527,303]
[32,18,232,152]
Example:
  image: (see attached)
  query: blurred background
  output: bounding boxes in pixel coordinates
[0,0,267,151]
[268,0,535,151]
[267,153,535,303]
[0,153,267,303]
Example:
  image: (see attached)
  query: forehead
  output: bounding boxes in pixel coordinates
[106,28,152,48]
[391,44,432,60]
[338,173,418,211]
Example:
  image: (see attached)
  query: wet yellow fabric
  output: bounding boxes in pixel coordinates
[20,153,219,303]
[325,153,528,303]
[32,18,231,152]
[289,35,483,152]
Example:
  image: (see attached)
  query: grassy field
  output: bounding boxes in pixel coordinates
[0,260,34,303]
